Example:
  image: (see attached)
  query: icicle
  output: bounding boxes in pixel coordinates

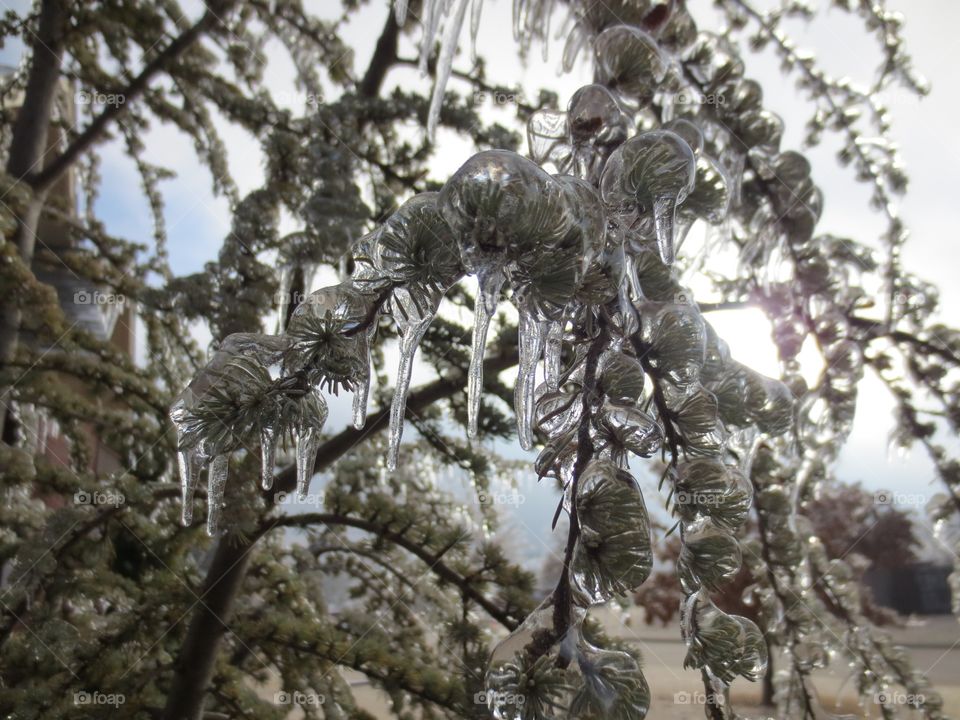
[540,0,555,62]
[653,195,679,265]
[467,270,504,438]
[260,424,276,491]
[675,216,695,256]
[296,426,321,498]
[394,0,408,25]
[515,307,546,450]
[352,328,374,429]
[470,0,483,60]
[418,0,441,75]
[544,319,563,390]
[206,454,229,537]
[427,0,471,138]
[387,314,435,471]
[177,444,198,526]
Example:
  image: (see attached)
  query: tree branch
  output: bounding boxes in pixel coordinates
[163,342,518,718]
[32,0,237,193]
[261,512,520,630]
[270,340,518,494]
[358,6,399,99]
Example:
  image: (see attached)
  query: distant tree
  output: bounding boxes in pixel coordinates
[802,481,921,572]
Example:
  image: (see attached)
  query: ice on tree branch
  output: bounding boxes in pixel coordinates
[163,1,954,718]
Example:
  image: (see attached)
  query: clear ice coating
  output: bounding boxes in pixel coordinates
[170,332,290,529]
[571,461,652,605]
[484,596,650,720]
[440,149,579,438]
[600,130,696,265]
[157,1,920,714]
[681,591,769,687]
[593,25,667,101]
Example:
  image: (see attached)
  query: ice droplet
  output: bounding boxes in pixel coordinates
[426,0,471,139]
[468,270,504,438]
[206,454,229,537]
[296,426,321,499]
[515,307,546,450]
[260,424,276,491]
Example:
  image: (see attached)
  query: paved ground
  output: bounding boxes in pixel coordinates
[341,611,960,718]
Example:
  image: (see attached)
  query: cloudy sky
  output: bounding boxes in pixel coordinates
[3,0,959,564]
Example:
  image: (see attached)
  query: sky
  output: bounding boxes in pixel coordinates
[3,0,959,567]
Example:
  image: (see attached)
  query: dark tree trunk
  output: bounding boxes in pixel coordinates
[161,535,255,720]
[0,0,68,437]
